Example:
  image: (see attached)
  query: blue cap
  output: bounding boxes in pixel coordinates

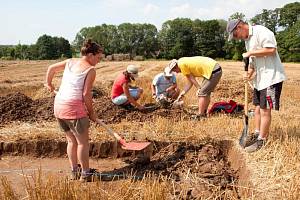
[226,19,241,40]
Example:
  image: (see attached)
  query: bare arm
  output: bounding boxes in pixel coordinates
[178,76,193,97]
[83,69,96,121]
[123,83,143,109]
[243,47,276,58]
[151,84,156,96]
[45,60,69,92]
[166,83,177,92]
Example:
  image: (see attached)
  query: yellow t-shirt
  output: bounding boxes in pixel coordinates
[178,56,217,79]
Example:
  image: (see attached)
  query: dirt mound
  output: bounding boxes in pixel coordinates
[0,92,54,124]
[0,90,192,125]
[214,79,252,100]
[94,96,190,123]
[106,140,238,199]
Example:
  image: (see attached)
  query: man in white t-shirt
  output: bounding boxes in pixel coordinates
[227,19,287,153]
[151,70,180,107]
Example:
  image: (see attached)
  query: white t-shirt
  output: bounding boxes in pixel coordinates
[246,24,286,90]
[152,73,176,96]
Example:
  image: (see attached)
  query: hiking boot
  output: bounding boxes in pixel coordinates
[70,164,82,180]
[245,139,266,153]
[245,133,259,147]
[79,168,99,182]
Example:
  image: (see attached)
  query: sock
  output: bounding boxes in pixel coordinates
[72,165,79,172]
[254,130,260,135]
[258,135,266,140]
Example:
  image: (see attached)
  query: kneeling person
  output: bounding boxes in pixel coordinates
[111,65,144,110]
[151,70,180,107]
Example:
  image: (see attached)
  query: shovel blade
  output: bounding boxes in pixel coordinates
[121,142,151,151]
[239,115,249,148]
[239,126,249,148]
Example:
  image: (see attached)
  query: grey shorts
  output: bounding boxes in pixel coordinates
[253,82,283,110]
[198,64,222,97]
[57,117,90,135]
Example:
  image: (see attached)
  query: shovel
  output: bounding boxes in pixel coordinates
[239,57,250,148]
[95,119,151,151]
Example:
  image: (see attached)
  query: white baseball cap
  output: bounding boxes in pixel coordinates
[164,59,178,75]
[126,64,138,78]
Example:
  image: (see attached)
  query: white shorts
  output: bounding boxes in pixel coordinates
[112,88,140,105]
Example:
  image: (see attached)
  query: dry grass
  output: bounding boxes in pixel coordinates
[0,60,300,199]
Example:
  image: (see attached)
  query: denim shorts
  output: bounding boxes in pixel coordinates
[112,88,139,105]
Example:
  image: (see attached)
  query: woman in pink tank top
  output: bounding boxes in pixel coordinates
[45,39,103,182]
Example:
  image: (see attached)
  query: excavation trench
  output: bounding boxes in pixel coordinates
[0,138,252,199]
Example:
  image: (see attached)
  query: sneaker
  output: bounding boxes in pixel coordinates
[191,113,207,120]
[245,139,265,153]
[245,133,259,147]
[120,104,135,111]
[79,168,99,182]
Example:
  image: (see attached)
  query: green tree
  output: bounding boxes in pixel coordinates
[279,2,300,29]
[193,19,225,58]
[251,9,280,33]
[36,35,56,59]
[277,21,300,62]
[158,18,194,59]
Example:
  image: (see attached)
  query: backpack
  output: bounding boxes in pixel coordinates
[208,100,244,114]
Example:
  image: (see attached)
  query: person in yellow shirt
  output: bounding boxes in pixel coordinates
[165,56,222,118]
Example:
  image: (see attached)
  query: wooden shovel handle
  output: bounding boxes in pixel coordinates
[243,57,249,116]
[95,119,122,141]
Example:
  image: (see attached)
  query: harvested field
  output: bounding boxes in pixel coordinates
[0,60,299,199]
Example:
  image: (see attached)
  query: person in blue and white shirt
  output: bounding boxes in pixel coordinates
[151,69,180,105]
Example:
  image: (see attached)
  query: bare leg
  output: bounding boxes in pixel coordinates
[254,106,261,132]
[65,131,78,169]
[198,96,210,115]
[260,108,271,139]
[74,130,90,171]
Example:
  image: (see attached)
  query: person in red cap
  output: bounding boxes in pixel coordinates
[226,19,286,152]
[166,57,222,118]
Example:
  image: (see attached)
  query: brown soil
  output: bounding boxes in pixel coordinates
[0,92,54,124]
[0,139,240,199]
[107,139,239,199]
[0,90,192,125]
[214,79,252,101]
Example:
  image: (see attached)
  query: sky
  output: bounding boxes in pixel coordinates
[0,0,297,45]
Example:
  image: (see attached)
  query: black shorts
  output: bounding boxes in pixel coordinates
[253,82,283,110]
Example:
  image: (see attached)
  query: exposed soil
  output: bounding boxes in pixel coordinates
[106,139,239,199]
[0,90,193,125]
[0,139,239,199]
[0,92,54,124]
[214,79,252,101]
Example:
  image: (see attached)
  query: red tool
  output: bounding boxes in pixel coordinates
[96,119,151,151]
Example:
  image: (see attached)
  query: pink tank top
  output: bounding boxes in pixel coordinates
[54,59,94,119]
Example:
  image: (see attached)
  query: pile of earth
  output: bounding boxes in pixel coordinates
[93,96,191,123]
[214,79,252,100]
[104,140,238,199]
[0,91,192,125]
[0,92,54,124]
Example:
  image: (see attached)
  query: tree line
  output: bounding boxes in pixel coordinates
[0,2,299,62]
